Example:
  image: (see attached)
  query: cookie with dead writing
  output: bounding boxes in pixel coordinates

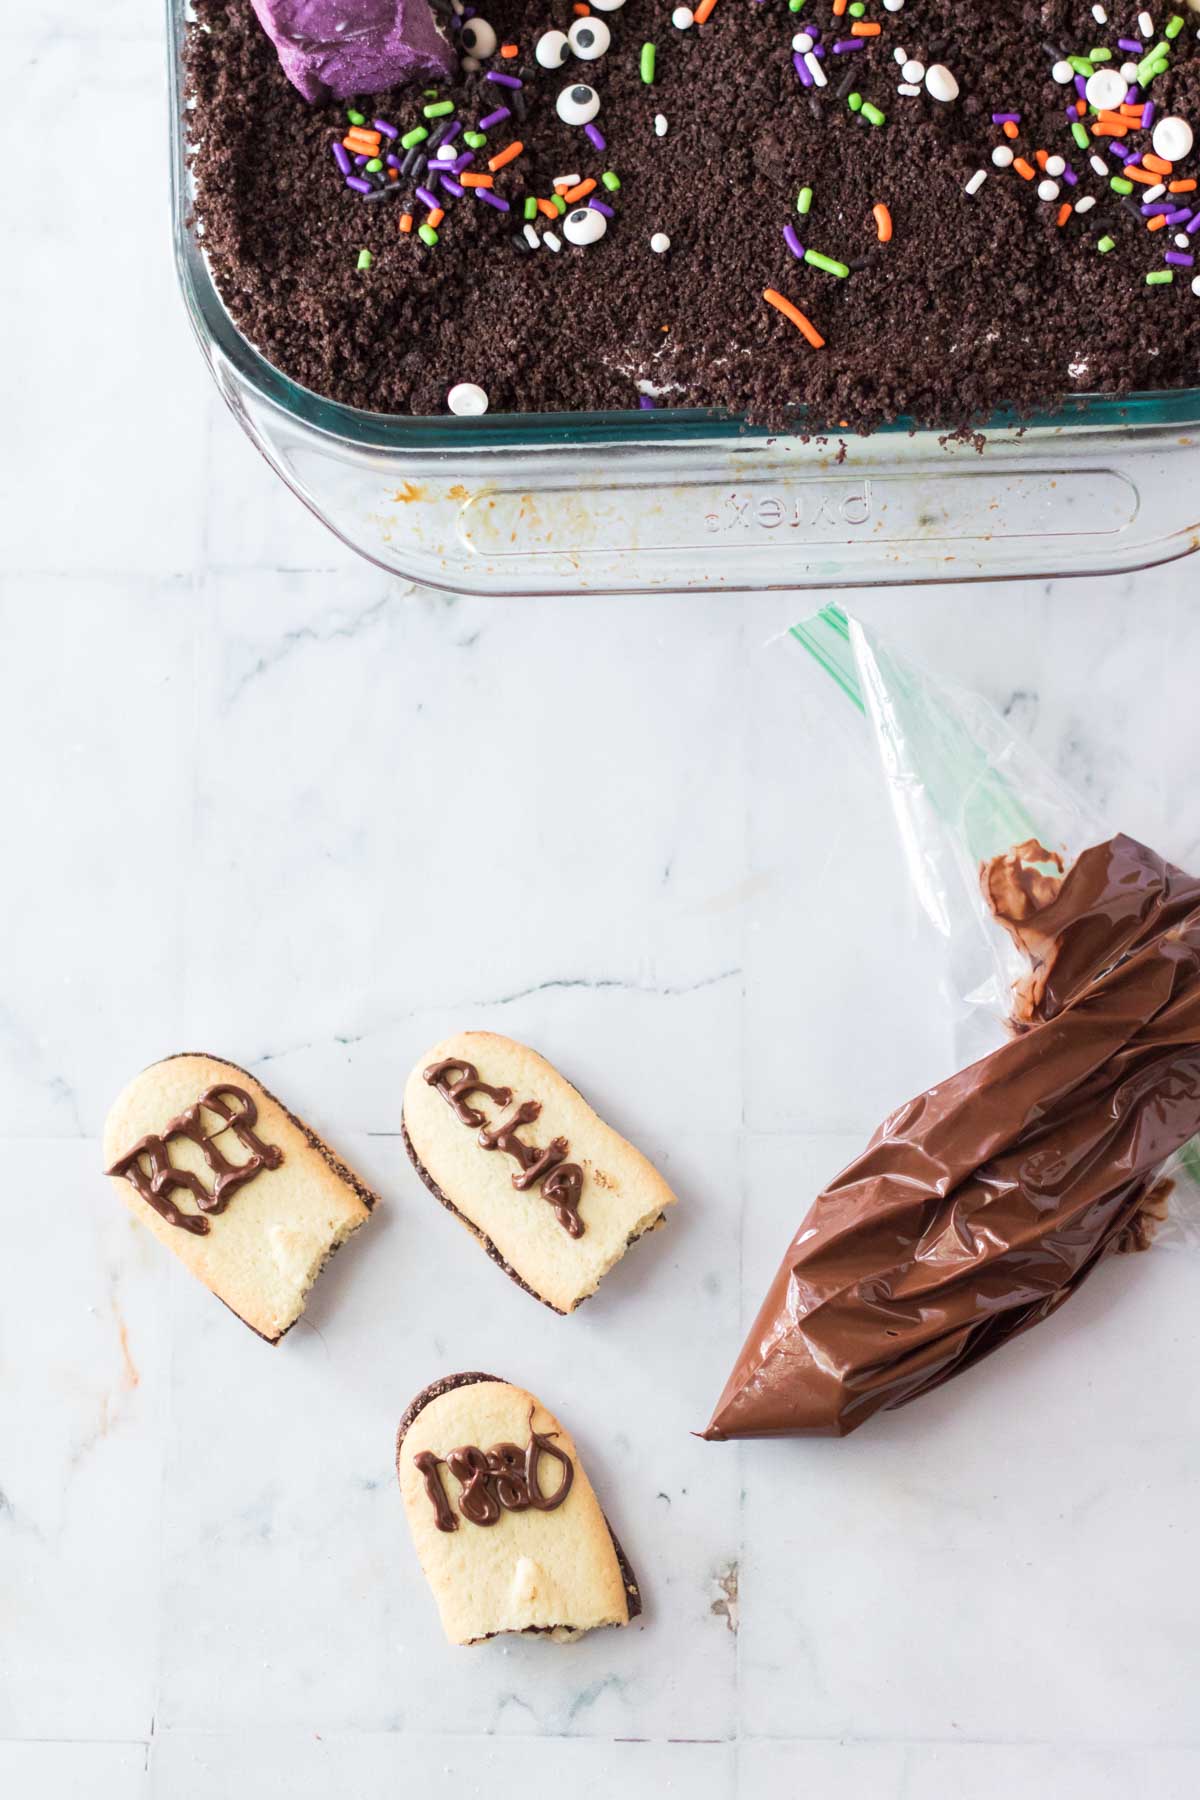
[102,1053,376,1342]
[396,1373,641,1645]
[402,1031,677,1314]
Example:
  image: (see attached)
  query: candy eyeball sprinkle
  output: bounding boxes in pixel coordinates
[458,16,497,57]
[568,15,611,58]
[556,82,601,125]
[535,28,570,68]
[563,205,607,245]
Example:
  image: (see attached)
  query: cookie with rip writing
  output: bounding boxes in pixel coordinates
[396,1372,641,1645]
[402,1031,677,1314]
[102,1053,377,1342]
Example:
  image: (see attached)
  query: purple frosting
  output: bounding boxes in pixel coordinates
[250,0,454,104]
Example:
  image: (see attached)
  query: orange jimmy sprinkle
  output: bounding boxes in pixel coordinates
[1148,214,1168,232]
[1170,179,1198,193]
[1035,148,1049,170]
[537,197,558,218]
[1123,164,1160,186]
[563,178,597,202]
[500,42,519,57]
[1055,202,1071,228]
[832,0,847,14]
[1143,153,1173,175]
[399,213,413,233]
[694,0,718,20]
[762,288,825,350]
[461,171,494,187]
[572,2,589,12]
[488,140,524,171]
[1003,120,1019,139]
[1013,157,1036,180]
[427,206,445,227]
[872,202,893,243]
[850,19,881,34]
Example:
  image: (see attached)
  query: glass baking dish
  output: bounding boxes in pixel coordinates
[168,0,1200,595]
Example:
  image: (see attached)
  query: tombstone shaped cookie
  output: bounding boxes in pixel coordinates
[396,1373,641,1644]
[103,1053,376,1341]
[402,1032,677,1314]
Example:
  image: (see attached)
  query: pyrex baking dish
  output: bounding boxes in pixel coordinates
[168,0,1200,595]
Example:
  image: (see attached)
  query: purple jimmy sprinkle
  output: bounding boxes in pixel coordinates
[793,51,813,87]
[451,150,475,173]
[374,118,398,138]
[783,223,804,258]
[1143,100,1156,128]
[486,71,522,88]
[1117,37,1142,52]
[589,197,615,217]
[332,141,352,174]
[1166,207,1193,225]
[478,106,511,130]
[1187,209,1200,233]
[1142,201,1174,215]
[354,152,368,166]
[585,122,606,151]
[638,396,656,409]
[991,112,1020,124]
[415,184,440,209]
[1165,250,1195,266]
[832,38,865,52]
[441,176,465,197]
[346,175,373,194]
[1062,166,1078,186]
[475,187,510,211]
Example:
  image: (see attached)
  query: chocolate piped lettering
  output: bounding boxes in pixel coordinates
[425,1058,513,1129]
[416,1418,574,1530]
[423,1060,587,1236]
[107,1085,283,1235]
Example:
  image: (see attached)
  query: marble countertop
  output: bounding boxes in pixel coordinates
[5,10,1200,1799]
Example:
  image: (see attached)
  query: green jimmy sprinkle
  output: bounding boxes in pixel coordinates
[401,125,429,148]
[418,223,439,246]
[601,169,621,191]
[346,108,366,125]
[1146,269,1175,284]
[640,42,656,84]
[861,102,886,127]
[797,184,813,215]
[1097,235,1116,253]
[356,248,372,271]
[524,196,538,221]
[424,99,454,118]
[805,249,850,278]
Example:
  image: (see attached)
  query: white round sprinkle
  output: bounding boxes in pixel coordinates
[568,15,610,58]
[1085,68,1127,111]
[924,63,959,103]
[556,82,600,124]
[901,58,925,82]
[448,382,488,416]
[792,30,814,52]
[673,5,694,26]
[1176,231,1191,248]
[589,0,625,10]
[650,231,671,252]
[1153,116,1195,162]
[563,205,607,245]
[1045,154,1066,177]
[1037,179,1060,201]
[535,28,569,68]
[992,144,1014,168]
[458,16,497,57]
[654,112,668,136]
[1192,274,1200,296]
[1051,60,1074,84]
